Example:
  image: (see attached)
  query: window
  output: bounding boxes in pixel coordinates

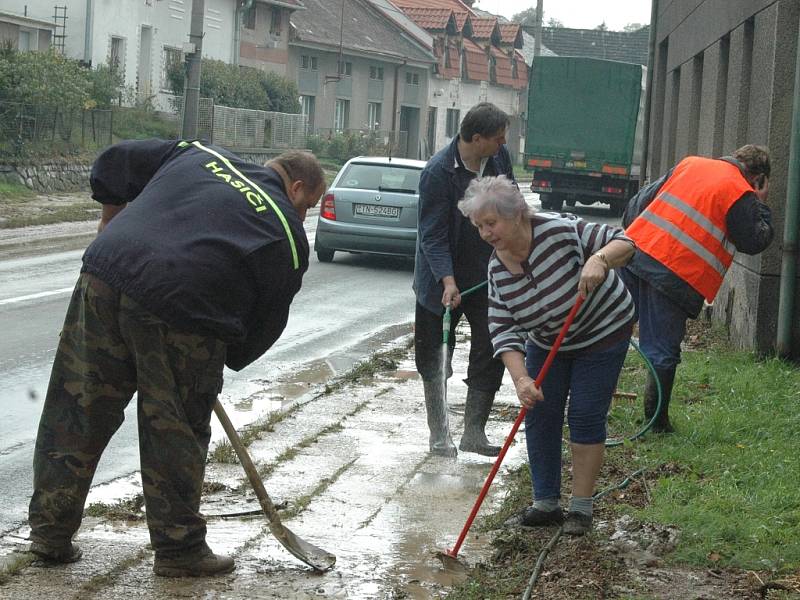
[337,61,352,77]
[301,55,318,70]
[18,30,31,52]
[369,66,384,80]
[405,71,419,85]
[334,99,350,132]
[243,6,256,30]
[444,44,451,69]
[367,102,381,130]
[512,55,518,79]
[300,95,315,130]
[446,108,460,138]
[110,37,124,73]
[162,46,182,90]
[270,7,282,36]
[489,54,497,84]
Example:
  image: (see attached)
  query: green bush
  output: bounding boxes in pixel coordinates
[0,48,90,109]
[112,106,179,141]
[85,65,123,109]
[166,58,300,113]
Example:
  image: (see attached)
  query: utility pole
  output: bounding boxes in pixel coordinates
[534,0,543,57]
[182,0,205,139]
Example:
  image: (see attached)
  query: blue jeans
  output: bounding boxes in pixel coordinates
[524,337,629,500]
[619,267,688,370]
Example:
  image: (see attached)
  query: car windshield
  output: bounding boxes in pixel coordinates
[337,163,421,193]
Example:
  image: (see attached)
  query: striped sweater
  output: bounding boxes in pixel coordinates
[488,212,635,356]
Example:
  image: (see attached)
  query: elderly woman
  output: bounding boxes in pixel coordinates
[458,175,636,536]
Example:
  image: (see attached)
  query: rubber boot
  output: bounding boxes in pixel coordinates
[423,380,457,457]
[459,388,501,456]
[644,366,676,434]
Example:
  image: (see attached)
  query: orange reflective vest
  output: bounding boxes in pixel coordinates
[626,157,753,301]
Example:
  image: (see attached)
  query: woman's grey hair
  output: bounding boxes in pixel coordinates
[458,175,534,219]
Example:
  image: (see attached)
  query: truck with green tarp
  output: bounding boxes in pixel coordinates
[524,56,643,216]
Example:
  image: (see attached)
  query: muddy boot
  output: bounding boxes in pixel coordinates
[459,388,501,456]
[153,542,235,577]
[644,367,676,434]
[423,380,457,457]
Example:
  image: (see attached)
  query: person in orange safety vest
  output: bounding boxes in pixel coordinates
[620,145,773,433]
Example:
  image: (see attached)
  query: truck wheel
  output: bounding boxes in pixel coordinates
[549,195,564,212]
[539,193,553,210]
[316,246,335,263]
[565,198,576,208]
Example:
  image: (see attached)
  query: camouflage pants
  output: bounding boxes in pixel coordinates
[29,273,226,557]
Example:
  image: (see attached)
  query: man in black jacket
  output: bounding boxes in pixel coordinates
[413,102,515,457]
[621,144,773,433]
[27,139,325,576]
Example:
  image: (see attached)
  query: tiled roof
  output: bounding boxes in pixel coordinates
[402,7,454,31]
[498,23,523,48]
[470,16,497,40]
[291,0,434,64]
[461,37,488,81]
[435,42,461,79]
[534,25,650,66]
[490,46,513,86]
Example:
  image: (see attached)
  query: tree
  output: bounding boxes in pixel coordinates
[546,17,564,28]
[623,22,646,32]
[512,7,538,26]
[595,21,608,31]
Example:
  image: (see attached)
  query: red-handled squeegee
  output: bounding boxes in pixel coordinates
[438,295,584,569]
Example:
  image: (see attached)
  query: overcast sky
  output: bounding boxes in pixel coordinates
[472,0,652,31]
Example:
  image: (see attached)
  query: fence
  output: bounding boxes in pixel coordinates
[0,101,112,158]
[186,98,308,149]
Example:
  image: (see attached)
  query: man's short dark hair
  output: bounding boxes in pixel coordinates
[733,144,770,179]
[459,102,510,142]
[267,151,325,192]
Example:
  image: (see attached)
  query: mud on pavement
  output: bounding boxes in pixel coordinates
[0,326,529,599]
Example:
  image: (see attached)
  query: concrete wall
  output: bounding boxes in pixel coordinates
[426,78,520,157]
[646,0,800,356]
[13,0,236,110]
[289,46,433,158]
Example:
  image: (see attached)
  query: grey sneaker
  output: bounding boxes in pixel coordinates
[29,541,83,564]
[504,506,563,528]
[563,511,592,536]
[153,545,235,578]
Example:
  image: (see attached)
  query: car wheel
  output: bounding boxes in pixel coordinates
[316,247,335,263]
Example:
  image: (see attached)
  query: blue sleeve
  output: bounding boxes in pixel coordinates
[726,193,774,255]
[621,168,673,228]
[417,167,454,283]
[90,138,184,205]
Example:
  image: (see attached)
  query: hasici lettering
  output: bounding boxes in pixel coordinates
[203,160,267,212]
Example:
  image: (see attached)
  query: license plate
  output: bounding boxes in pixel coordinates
[354,204,400,218]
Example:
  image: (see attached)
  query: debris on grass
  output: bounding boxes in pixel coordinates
[84,494,145,521]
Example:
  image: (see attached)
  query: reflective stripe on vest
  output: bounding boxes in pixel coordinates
[626,157,752,301]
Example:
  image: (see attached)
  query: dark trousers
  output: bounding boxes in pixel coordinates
[414,293,504,392]
[619,268,689,370]
[29,273,226,556]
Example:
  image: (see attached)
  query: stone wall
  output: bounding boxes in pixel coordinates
[0,162,93,193]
